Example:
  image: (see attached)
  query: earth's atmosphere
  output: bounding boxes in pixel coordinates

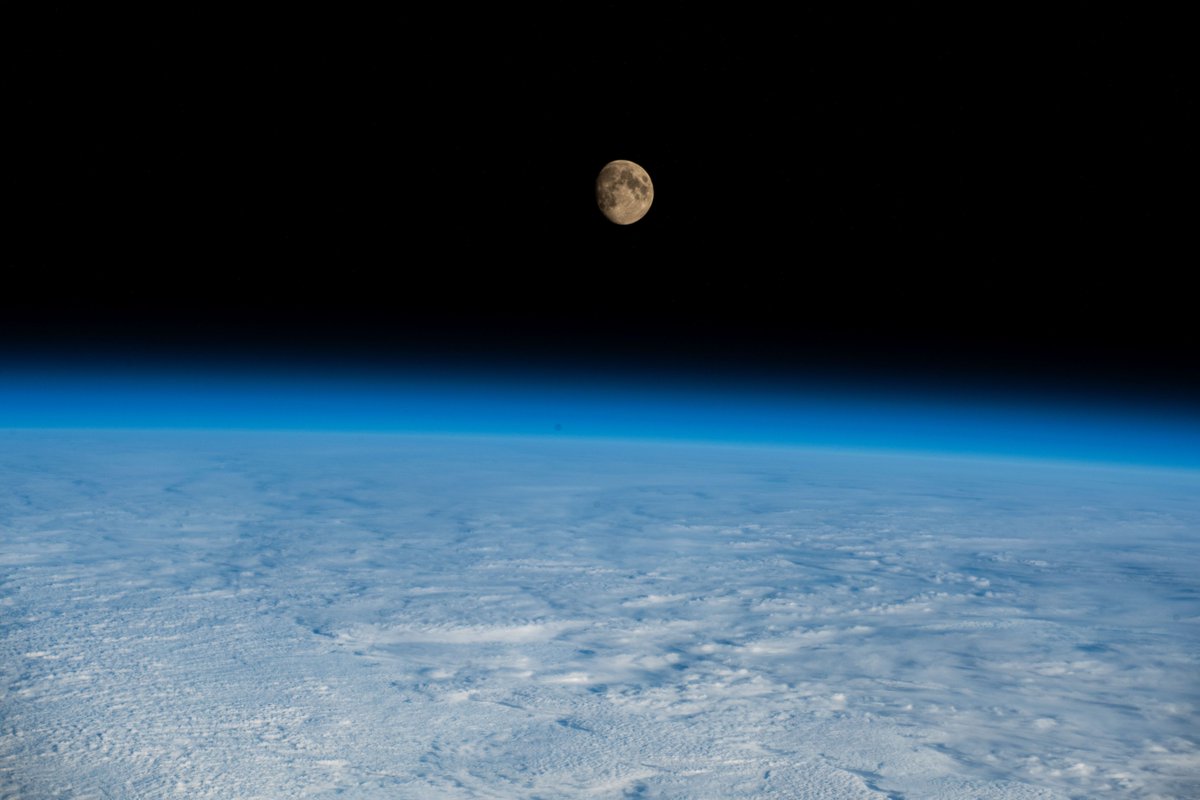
[1,430,1197,798]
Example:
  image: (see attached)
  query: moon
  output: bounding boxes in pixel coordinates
[596,160,654,225]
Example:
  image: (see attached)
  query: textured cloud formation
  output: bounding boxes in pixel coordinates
[2,431,1198,798]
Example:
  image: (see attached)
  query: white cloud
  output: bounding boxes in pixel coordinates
[1,431,1197,798]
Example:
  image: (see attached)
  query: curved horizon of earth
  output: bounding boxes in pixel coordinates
[1,429,1197,798]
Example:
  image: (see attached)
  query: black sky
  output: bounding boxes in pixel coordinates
[9,7,1196,406]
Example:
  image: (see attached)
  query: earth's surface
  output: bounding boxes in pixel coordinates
[1,430,1197,798]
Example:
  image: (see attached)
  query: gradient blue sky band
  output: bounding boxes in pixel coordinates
[1,368,1197,468]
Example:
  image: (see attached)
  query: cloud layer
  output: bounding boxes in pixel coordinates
[2,431,1197,798]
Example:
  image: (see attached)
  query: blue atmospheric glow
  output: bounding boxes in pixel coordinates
[0,366,1197,468]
